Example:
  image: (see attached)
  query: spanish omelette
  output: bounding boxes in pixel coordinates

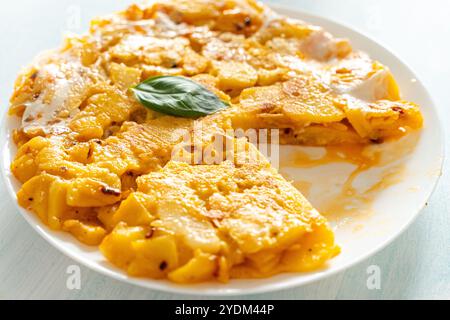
[7,0,422,283]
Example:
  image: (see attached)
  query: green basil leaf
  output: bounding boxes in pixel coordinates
[132,76,229,118]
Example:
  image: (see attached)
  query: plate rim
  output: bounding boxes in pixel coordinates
[0,3,445,296]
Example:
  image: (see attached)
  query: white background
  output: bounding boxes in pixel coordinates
[0,0,449,299]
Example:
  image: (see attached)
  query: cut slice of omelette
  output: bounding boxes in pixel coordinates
[100,140,339,283]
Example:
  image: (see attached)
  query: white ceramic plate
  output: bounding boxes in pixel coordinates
[0,4,444,296]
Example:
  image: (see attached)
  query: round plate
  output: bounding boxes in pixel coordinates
[0,4,444,296]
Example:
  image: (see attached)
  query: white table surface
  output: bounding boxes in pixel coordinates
[0,0,449,300]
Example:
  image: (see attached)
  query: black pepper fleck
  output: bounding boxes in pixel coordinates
[30,71,38,80]
[145,227,155,239]
[159,261,168,271]
[87,145,93,159]
[100,186,121,196]
[392,106,405,114]
[370,138,384,144]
